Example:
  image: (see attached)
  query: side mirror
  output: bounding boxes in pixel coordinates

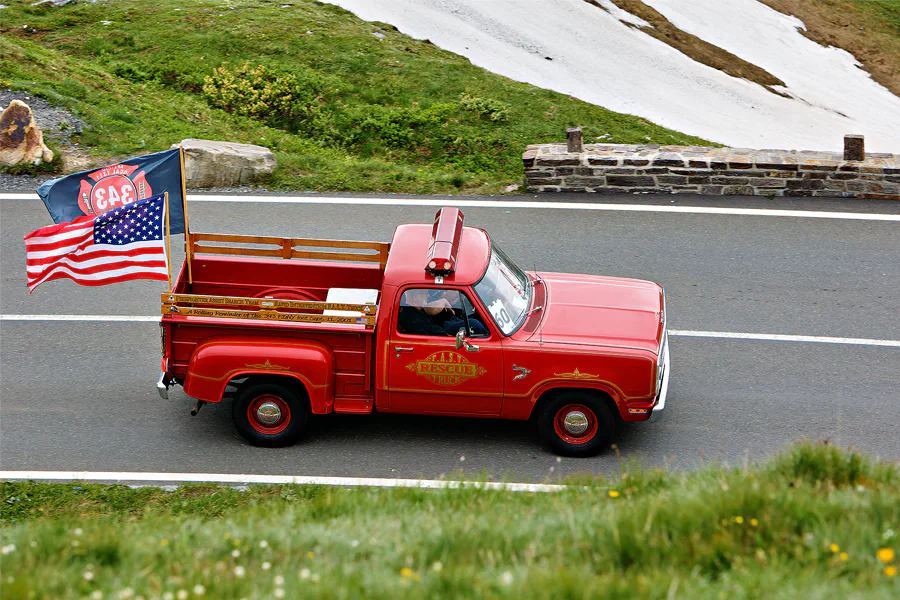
[455,328,465,349]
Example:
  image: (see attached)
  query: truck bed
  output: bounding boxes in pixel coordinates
[179,254,384,303]
[162,233,390,412]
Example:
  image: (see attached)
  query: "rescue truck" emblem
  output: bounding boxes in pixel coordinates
[407,351,486,386]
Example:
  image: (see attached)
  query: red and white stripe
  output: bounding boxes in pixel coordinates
[24,214,168,292]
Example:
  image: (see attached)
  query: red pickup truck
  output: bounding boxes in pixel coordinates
[158,208,669,456]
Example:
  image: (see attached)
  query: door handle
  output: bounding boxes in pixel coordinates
[512,365,531,380]
[394,346,415,352]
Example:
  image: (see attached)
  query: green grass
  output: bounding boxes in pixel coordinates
[0,0,711,193]
[2,442,899,598]
[853,0,900,32]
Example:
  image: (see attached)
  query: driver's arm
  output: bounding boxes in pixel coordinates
[422,296,453,316]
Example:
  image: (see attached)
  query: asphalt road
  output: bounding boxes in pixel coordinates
[2,194,899,482]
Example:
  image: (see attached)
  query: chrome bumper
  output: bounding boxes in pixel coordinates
[648,339,670,423]
[156,371,170,400]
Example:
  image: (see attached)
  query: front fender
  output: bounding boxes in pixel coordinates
[503,380,624,420]
[183,336,334,414]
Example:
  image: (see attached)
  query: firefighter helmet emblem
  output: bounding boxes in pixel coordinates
[77,163,153,216]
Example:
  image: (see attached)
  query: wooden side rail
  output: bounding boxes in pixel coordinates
[189,232,390,268]
[161,293,377,328]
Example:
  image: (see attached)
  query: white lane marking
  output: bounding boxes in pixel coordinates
[3,192,900,222]
[0,470,564,493]
[2,315,899,347]
[669,329,900,348]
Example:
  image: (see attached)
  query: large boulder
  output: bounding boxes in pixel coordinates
[0,100,54,166]
[174,139,276,188]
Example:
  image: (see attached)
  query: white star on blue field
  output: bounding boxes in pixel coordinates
[93,197,164,245]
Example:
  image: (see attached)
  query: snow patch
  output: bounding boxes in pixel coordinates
[321,0,900,152]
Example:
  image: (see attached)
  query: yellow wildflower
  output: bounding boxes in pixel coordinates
[750,519,759,527]
[839,552,848,561]
[307,551,315,559]
[829,544,840,553]
[608,490,620,498]
[400,567,414,578]
[734,516,744,525]
[160,539,169,547]
[884,566,897,577]
[877,548,895,563]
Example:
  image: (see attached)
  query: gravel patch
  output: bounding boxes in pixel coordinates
[0,89,86,145]
[0,172,47,193]
[0,175,277,194]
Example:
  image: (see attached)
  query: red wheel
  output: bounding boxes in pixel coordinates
[537,392,615,457]
[246,394,291,435]
[232,380,308,447]
[552,403,599,445]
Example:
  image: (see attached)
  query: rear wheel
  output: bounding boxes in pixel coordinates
[232,379,308,447]
[537,392,615,457]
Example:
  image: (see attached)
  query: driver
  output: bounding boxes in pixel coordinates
[398,289,489,337]
[397,289,453,336]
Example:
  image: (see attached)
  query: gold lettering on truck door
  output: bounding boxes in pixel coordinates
[406,351,487,386]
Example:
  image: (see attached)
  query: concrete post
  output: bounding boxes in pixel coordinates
[567,126,583,153]
[844,134,865,161]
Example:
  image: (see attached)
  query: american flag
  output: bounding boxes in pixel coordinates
[25,193,169,292]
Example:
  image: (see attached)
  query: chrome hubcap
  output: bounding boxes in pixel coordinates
[256,401,283,425]
[563,411,589,435]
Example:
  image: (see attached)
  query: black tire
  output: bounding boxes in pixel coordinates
[536,391,616,457]
[231,379,308,447]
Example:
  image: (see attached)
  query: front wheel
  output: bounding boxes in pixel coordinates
[537,392,616,457]
[232,379,308,447]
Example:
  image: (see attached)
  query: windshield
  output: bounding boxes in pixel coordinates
[474,244,531,335]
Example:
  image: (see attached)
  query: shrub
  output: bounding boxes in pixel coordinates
[335,102,457,150]
[459,92,510,122]
[202,62,338,134]
[111,62,151,83]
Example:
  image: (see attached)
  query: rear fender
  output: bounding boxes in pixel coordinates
[183,336,334,414]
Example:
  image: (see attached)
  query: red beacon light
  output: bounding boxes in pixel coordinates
[424,207,464,276]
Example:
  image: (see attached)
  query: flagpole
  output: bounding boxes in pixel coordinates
[179,145,193,287]
[164,191,173,290]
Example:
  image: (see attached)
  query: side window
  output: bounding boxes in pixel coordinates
[396,289,489,338]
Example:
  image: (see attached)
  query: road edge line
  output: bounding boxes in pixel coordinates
[0,471,565,493]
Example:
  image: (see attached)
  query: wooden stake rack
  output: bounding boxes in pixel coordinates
[161,293,377,328]
[189,232,390,268]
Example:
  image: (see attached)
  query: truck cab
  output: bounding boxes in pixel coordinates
[159,207,669,456]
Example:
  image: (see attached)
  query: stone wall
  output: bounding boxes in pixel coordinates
[522,144,900,199]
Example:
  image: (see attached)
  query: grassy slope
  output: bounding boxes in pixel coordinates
[1,443,898,599]
[0,0,710,195]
